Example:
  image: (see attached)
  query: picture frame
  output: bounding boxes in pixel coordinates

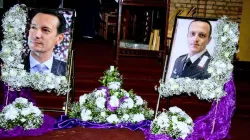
[0,5,76,95]
[165,16,218,80]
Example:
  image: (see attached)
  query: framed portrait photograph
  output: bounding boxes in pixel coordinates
[165,16,218,80]
[22,8,75,78]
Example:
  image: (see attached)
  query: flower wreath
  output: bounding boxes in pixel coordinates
[158,16,239,101]
[0,4,70,95]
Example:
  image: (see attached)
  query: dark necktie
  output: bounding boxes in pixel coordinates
[183,58,192,71]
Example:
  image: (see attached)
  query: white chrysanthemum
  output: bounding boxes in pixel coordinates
[81,108,92,121]
[106,114,119,124]
[21,107,32,116]
[4,106,18,120]
[30,106,42,116]
[96,97,106,109]
[94,89,107,97]
[135,96,143,106]
[108,82,121,90]
[121,114,130,122]
[109,95,119,107]
[169,106,183,113]
[132,114,145,123]
[121,98,134,109]
[79,94,88,105]
[15,97,28,104]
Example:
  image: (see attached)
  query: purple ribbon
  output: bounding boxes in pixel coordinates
[140,78,236,140]
[54,115,151,131]
[0,115,56,138]
[107,96,128,112]
[97,86,110,98]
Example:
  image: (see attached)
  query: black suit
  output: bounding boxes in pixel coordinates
[171,51,211,80]
[23,54,67,76]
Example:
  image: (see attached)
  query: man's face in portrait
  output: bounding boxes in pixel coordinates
[187,21,211,56]
[28,13,64,56]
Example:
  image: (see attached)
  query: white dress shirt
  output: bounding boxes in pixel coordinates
[30,54,53,73]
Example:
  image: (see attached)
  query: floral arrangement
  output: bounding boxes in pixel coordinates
[68,66,154,124]
[0,97,43,130]
[0,4,70,95]
[158,16,239,101]
[151,106,193,140]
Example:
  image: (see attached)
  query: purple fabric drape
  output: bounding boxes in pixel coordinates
[0,115,56,138]
[0,83,36,111]
[141,78,236,140]
[54,115,151,131]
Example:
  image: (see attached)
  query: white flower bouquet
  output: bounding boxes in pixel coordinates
[68,66,154,124]
[151,106,194,140]
[0,97,43,130]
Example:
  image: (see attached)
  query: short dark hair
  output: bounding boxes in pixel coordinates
[188,19,212,38]
[31,9,66,34]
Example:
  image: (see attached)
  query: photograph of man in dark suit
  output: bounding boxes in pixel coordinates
[171,19,212,80]
[23,10,67,76]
